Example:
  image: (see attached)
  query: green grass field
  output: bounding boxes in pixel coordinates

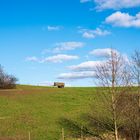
[0,85,100,140]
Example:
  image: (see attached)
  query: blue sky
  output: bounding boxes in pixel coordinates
[0,0,140,86]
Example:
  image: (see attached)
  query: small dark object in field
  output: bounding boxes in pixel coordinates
[54,82,65,88]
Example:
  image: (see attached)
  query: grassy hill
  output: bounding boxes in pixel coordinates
[0,85,99,140]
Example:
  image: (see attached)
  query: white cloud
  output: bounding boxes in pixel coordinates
[90,48,129,61]
[105,11,140,28]
[42,25,62,31]
[26,56,39,62]
[90,48,129,63]
[82,32,95,38]
[94,0,140,10]
[80,0,91,3]
[69,61,105,71]
[54,42,84,52]
[47,26,61,31]
[80,28,110,39]
[90,48,119,57]
[68,48,128,72]
[41,54,79,63]
[57,48,130,80]
[26,54,79,63]
[58,71,96,79]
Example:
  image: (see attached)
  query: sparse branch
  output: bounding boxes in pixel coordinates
[95,49,131,140]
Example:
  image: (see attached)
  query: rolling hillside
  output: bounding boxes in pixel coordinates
[0,85,99,140]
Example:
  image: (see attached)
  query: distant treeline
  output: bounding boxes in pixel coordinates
[0,65,18,89]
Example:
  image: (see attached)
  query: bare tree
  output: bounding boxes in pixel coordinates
[131,50,140,103]
[130,50,140,140]
[116,92,139,140]
[95,49,131,140]
[0,65,17,89]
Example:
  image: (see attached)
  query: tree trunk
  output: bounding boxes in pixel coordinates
[112,94,119,140]
[111,51,119,140]
[138,84,140,140]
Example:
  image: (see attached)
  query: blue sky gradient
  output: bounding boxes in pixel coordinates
[0,0,140,86]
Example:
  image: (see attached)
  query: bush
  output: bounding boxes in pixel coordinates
[0,65,18,89]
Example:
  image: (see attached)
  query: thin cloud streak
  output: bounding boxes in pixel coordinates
[53,42,85,52]
[26,54,79,63]
[58,71,96,79]
[79,28,111,39]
